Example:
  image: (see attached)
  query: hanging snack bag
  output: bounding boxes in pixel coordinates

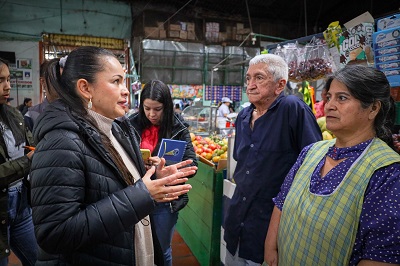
[339,12,375,67]
[283,42,303,83]
[323,21,342,69]
[323,21,342,50]
[300,39,335,81]
[339,22,374,67]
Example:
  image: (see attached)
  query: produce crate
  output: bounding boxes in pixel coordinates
[176,161,224,266]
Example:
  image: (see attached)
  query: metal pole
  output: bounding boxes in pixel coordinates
[16,77,19,106]
[210,69,214,131]
[211,68,217,132]
[304,0,308,36]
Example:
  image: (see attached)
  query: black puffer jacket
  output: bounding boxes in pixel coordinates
[0,105,34,258]
[30,100,163,266]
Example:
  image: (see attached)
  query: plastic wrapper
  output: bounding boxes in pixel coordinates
[323,21,342,50]
[283,42,303,83]
[275,40,335,82]
[299,39,335,81]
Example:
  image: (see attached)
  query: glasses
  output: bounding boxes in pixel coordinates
[245,75,267,86]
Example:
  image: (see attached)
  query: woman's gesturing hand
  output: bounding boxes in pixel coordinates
[155,158,197,184]
[142,160,196,202]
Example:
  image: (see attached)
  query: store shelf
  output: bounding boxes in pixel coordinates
[182,105,218,135]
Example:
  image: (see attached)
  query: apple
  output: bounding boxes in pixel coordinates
[208,143,217,150]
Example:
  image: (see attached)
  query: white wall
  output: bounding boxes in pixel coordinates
[0,41,40,107]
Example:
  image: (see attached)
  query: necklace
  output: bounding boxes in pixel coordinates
[254,109,266,115]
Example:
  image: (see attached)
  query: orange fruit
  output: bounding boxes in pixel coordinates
[212,156,220,163]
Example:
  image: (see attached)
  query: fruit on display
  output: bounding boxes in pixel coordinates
[317,116,327,132]
[316,116,335,140]
[190,133,228,164]
[322,130,333,140]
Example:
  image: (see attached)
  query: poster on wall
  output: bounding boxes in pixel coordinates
[10,59,33,90]
[169,84,203,99]
[204,85,243,102]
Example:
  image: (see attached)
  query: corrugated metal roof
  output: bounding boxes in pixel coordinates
[127,0,399,30]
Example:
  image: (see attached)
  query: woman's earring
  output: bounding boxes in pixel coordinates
[88,97,92,109]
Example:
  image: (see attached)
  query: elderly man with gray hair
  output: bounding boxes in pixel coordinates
[223,54,322,265]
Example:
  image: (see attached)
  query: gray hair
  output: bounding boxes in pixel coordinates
[325,65,395,147]
[249,54,288,82]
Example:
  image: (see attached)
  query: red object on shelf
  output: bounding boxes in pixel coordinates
[225,122,235,128]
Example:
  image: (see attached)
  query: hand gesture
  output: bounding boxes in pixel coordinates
[26,150,34,160]
[393,134,400,153]
[141,160,196,202]
[144,156,162,170]
[264,249,278,266]
[155,158,197,184]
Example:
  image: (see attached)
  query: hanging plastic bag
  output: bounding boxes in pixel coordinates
[323,21,342,51]
[300,38,335,81]
[283,42,303,83]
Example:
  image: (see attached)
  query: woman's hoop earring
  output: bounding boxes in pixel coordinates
[88,97,93,109]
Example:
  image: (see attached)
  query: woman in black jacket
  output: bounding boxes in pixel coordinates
[30,46,196,266]
[129,80,197,266]
[0,58,38,266]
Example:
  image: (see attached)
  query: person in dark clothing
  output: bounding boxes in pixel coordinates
[29,46,196,266]
[24,59,60,131]
[223,54,322,265]
[174,103,182,114]
[17,97,32,115]
[0,58,38,266]
[129,80,197,266]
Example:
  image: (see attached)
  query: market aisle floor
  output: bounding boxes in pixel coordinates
[171,230,200,266]
[8,230,199,266]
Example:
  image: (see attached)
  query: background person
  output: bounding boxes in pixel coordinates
[217,97,232,118]
[265,65,400,266]
[129,79,197,266]
[17,97,32,115]
[24,59,60,131]
[216,97,233,128]
[30,46,196,265]
[0,58,38,266]
[223,54,322,265]
[314,87,328,119]
[174,103,182,114]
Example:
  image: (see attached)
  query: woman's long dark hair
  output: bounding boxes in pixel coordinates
[40,58,60,102]
[325,65,395,148]
[46,46,135,185]
[0,58,25,146]
[137,80,174,141]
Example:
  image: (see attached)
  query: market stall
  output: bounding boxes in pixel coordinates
[176,161,224,266]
